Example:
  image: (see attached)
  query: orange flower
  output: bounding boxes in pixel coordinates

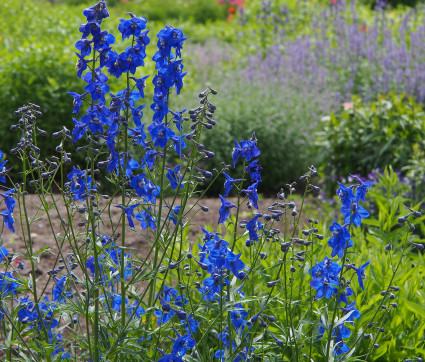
[229,6,236,13]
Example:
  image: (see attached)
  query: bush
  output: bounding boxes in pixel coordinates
[316,94,425,191]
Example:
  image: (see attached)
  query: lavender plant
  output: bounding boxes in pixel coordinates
[0,1,423,361]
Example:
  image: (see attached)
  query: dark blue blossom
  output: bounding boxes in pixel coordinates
[218,195,236,224]
[84,80,109,103]
[135,207,157,230]
[130,75,150,99]
[169,206,182,226]
[309,257,341,299]
[67,167,95,201]
[67,92,85,114]
[118,16,147,40]
[79,22,100,37]
[166,165,184,190]
[1,211,14,232]
[245,214,262,243]
[172,334,196,357]
[350,261,370,290]
[232,136,261,168]
[328,221,353,258]
[52,276,68,303]
[241,181,259,209]
[0,151,7,183]
[355,181,374,202]
[93,31,115,51]
[132,104,146,127]
[0,247,8,263]
[0,271,20,296]
[75,38,92,57]
[341,201,369,227]
[336,182,355,207]
[83,1,109,23]
[114,203,140,229]
[75,52,88,78]
[148,123,175,148]
[231,303,248,333]
[224,252,245,279]
[0,189,16,214]
[223,172,243,197]
[246,159,262,182]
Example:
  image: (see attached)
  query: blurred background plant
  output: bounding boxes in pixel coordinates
[2,0,425,194]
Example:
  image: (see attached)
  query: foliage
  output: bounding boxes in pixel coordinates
[316,94,425,192]
[0,2,423,361]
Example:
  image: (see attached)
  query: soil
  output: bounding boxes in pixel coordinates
[1,195,291,297]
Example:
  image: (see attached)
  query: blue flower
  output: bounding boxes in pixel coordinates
[328,221,353,258]
[83,1,109,23]
[129,173,147,197]
[114,203,140,229]
[336,182,355,207]
[338,301,361,325]
[75,52,88,78]
[241,181,260,209]
[224,252,245,279]
[341,201,369,227]
[84,80,109,103]
[309,257,341,299]
[0,151,7,183]
[132,104,146,127]
[0,211,14,232]
[245,214,262,243]
[148,123,175,148]
[75,38,92,57]
[93,31,115,51]
[166,165,184,190]
[223,172,243,197]
[135,207,157,230]
[0,247,8,263]
[231,303,248,333]
[246,159,262,182]
[0,271,20,296]
[52,276,68,303]
[169,206,182,226]
[67,92,85,114]
[351,261,370,290]
[356,181,374,202]
[218,195,236,224]
[0,189,16,214]
[232,137,260,168]
[118,16,147,40]
[79,22,100,37]
[130,75,150,99]
[172,334,196,357]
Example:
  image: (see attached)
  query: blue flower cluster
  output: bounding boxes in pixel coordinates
[0,151,15,232]
[310,177,373,356]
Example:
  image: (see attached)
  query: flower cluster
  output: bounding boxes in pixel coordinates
[310,177,374,356]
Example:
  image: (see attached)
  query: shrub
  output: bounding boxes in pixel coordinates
[316,94,425,191]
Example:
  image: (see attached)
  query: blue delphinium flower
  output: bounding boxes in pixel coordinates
[327,221,353,258]
[0,247,8,263]
[245,214,262,243]
[166,165,184,190]
[223,172,243,197]
[218,195,236,224]
[246,159,262,182]
[241,181,259,209]
[148,123,175,148]
[0,272,20,296]
[114,203,140,229]
[118,15,147,40]
[355,180,374,202]
[309,257,341,299]
[135,207,157,230]
[67,167,95,201]
[336,182,355,206]
[347,261,371,290]
[341,200,369,227]
[52,276,68,303]
[83,1,109,23]
[168,206,182,226]
[172,334,196,357]
[0,211,14,232]
[232,133,261,168]
[0,189,16,214]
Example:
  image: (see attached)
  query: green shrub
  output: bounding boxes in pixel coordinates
[316,94,425,192]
